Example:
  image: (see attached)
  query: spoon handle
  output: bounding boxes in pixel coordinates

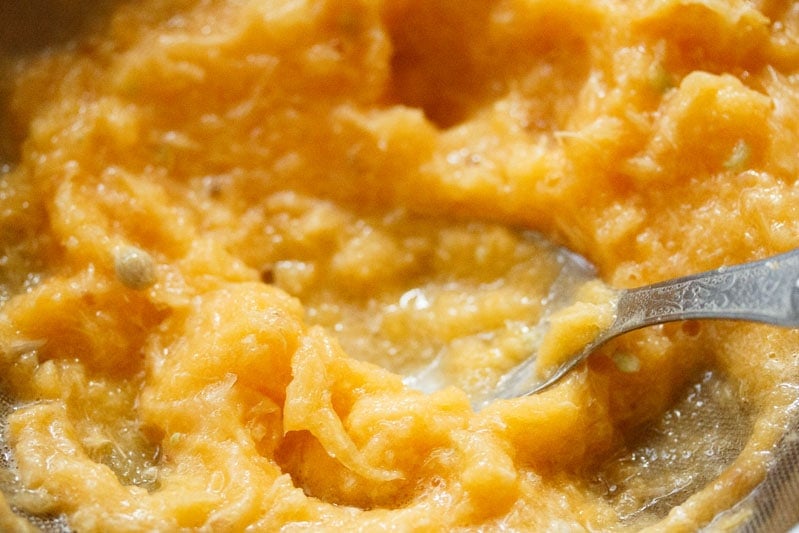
[612,248,799,335]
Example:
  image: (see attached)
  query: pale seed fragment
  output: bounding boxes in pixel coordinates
[114,245,156,290]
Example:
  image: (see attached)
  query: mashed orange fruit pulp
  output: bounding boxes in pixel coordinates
[2,0,799,530]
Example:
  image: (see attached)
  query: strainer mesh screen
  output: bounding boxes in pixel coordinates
[0,392,71,533]
[736,417,799,532]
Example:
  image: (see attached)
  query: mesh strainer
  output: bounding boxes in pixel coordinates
[0,392,70,532]
[726,416,799,532]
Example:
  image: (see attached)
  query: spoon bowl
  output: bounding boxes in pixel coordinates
[482,248,799,409]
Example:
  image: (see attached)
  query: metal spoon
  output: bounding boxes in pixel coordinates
[487,247,799,407]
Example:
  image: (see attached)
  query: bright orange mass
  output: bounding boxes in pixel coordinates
[1,0,798,530]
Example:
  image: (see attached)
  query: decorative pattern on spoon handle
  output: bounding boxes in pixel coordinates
[615,249,799,331]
